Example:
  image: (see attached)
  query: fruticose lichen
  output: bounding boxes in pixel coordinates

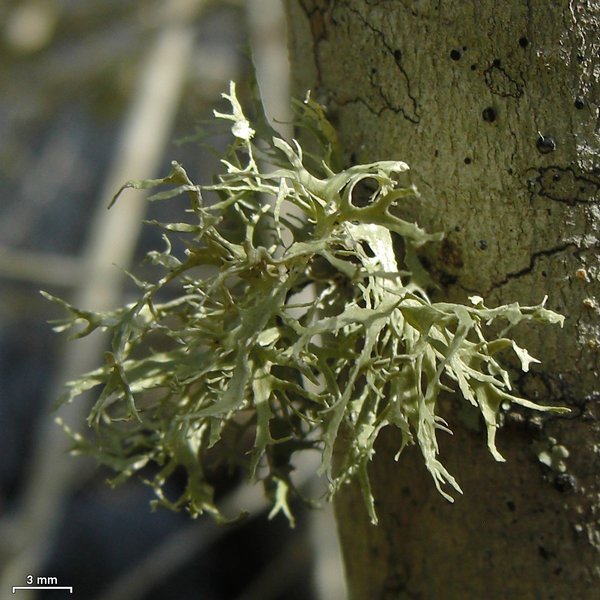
[45,82,567,525]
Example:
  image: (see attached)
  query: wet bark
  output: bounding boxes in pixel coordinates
[285,1,600,597]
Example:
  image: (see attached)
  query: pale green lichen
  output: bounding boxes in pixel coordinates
[46,82,568,525]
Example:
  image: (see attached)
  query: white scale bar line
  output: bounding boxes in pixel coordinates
[12,587,73,593]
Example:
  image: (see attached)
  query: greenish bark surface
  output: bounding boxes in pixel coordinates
[286,1,600,597]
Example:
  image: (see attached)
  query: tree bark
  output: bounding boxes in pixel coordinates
[285,1,600,598]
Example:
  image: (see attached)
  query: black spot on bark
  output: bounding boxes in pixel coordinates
[482,107,497,122]
[574,98,585,109]
[518,36,529,48]
[393,49,402,61]
[464,157,472,164]
[450,49,461,60]
[492,58,501,67]
[536,134,556,154]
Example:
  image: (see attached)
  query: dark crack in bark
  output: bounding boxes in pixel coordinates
[484,58,525,98]
[344,5,420,123]
[297,0,332,88]
[489,242,575,292]
[527,165,600,206]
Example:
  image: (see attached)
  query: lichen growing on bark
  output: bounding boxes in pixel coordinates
[46,82,567,524]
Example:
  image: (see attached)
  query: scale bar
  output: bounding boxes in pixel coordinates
[12,587,73,593]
